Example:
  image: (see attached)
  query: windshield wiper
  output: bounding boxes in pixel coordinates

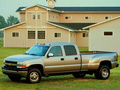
[30,54,38,56]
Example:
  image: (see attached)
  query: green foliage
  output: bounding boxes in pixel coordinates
[7,15,19,26]
[0,15,7,29]
[0,43,120,90]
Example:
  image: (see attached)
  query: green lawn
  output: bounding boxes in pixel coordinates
[0,42,120,90]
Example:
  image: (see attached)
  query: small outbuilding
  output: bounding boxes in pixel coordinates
[83,16,120,55]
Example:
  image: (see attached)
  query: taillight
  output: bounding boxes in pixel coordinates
[116,54,118,61]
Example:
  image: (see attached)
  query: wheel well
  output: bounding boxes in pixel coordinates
[28,64,44,76]
[100,61,111,69]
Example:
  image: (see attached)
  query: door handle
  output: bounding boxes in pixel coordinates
[61,58,64,61]
[75,57,78,60]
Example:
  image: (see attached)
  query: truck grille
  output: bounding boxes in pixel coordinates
[5,61,17,69]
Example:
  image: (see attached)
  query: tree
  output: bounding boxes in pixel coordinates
[0,15,7,29]
[7,15,19,26]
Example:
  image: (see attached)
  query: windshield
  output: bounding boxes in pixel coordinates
[26,45,50,56]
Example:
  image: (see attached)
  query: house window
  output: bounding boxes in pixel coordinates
[83,33,88,37]
[105,16,111,19]
[28,31,35,39]
[85,16,91,19]
[65,16,71,20]
[33,15,36,19]
[38,15,40,19]
[12,32,19,37]
[55,33,61,37]
[104,31,113,36]
[38,31,45,39]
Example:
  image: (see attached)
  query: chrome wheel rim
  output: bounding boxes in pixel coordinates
[30,72,39,82]
[102,68,108,78]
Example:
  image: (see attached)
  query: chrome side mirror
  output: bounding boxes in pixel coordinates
[48,53,54,57]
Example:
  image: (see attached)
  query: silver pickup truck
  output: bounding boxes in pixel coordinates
[2,42,119,83]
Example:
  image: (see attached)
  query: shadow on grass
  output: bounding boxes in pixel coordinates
[1,75,96,84]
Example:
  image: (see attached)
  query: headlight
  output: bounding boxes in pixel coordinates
[17,62,26,68]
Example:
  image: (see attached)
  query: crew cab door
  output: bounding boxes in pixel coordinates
[44,46,65,73]
[63,45,81,71]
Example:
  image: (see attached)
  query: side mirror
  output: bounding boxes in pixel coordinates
[48,53,54,57]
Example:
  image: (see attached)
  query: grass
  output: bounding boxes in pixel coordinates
[0,37,3,42]
[0,42,120,90]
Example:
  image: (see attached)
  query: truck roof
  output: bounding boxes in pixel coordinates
[45,42,76,46]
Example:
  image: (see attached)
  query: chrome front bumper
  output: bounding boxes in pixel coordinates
[2,66,28,77]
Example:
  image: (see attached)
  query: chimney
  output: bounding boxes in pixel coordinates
[46,0,56,8]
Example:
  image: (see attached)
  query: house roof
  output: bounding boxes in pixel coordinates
[54,7,120,12]
[83,16,120,30]
[16,4,120,13]
[48,22,95,31]
[16,7,26,12]
[2,21,26,30]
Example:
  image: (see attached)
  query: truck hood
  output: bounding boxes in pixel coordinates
[4,54,42,62]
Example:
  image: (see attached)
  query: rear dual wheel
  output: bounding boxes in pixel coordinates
[94,65,110,80]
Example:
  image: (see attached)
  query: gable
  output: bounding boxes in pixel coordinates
[26,6,47,12]
[90,17,120,30]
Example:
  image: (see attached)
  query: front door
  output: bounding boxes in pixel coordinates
[44,46,65,73]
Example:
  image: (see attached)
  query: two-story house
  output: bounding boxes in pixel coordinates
[2,0,120,47]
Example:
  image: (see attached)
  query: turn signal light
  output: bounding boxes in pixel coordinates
[22,66,26,68]
[116,54,118,61]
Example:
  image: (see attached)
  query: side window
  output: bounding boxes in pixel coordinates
[28,31,35,39]
[12,32,19,37]
[49,46,62,56]
[64,45,77,56]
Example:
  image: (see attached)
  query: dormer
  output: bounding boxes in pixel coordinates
[46,0,56,8]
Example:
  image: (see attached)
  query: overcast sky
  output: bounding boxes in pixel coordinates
[0,0,120,20]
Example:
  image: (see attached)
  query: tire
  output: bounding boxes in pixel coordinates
[8,75,21,81]
[94,65,110,80]
[26,68,42,83]
[73,72,86,78]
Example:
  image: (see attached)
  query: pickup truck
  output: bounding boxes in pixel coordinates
[2,42,119,83]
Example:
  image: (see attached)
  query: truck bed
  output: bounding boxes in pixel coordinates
[80,51,116,54]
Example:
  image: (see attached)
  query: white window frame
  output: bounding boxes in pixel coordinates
[105,16,112,20]
[103,30,114,37]
[27,31,36,39]
[54,32,62,38]
[82,33,88,38]
[12,32,20,38]
[64,16,72,20]
[84,16,92,20]
[37,31,46,39]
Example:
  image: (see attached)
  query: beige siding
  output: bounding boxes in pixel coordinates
[48,11,59,22]
[59,13,120,23]
[4,23,27,47]
[20,13,25,22]
[76,32,89,47]
[89,18,120,54]
[70,32,76,43]
[26,6,47,27]
[4,24,69,47]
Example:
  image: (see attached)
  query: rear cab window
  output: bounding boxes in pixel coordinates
[64,45,77,56]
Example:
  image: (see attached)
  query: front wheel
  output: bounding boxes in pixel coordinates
[26,68,42,83]
[94,65,110,80]
[73,72,86,78]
